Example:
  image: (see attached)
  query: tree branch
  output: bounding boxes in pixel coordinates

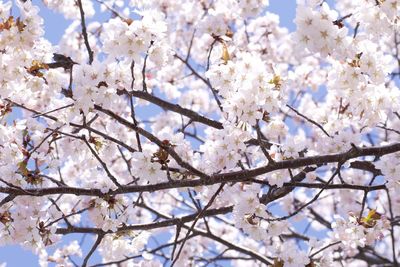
[77,0,94,64]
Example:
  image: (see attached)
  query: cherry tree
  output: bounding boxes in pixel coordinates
[0,0,399,266]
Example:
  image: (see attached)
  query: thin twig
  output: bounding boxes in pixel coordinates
[286,104,331,137]
[172,183,225,266]
[82,136,122,187]
[82,234,104,267]
[77,0,94,64]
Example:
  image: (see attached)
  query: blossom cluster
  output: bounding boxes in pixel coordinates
[0,0,399,266]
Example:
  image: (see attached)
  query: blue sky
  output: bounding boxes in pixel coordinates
[0,1,297,266]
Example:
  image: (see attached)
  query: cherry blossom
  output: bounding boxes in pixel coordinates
[0,0,399,266]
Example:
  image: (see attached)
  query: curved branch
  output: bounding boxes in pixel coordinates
[94,104,208,179]
[56,206,232,235]
[82,234,104,267]
[77,0,94,64]
[121,89,223,129]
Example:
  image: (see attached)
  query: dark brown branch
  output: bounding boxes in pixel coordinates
[255,121,275,163]
[142,47,150,92]
[386,189,399,266]
[309,207,332,230]
[270,166,340,221]
[172,183,225,265]
[32,104,74,118]
[121,89,223,129]
[286,104,331,137]
[310,241,341,258]
[77,0,94,64]
[142,204,271,265]
[174,54,223,111]
[56,206,232,235]
[185,29,196,61]
[82,234,104,267]
[349,161,381,176]
[280,182,386,191]
[82,136,122,187]
[7,99,58,121]
[69,123,137,153]
[94,104,208,179]
[353,22,360,39]
[1,143,399,199]
[0,194,16,207]
[129,60,143,152]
